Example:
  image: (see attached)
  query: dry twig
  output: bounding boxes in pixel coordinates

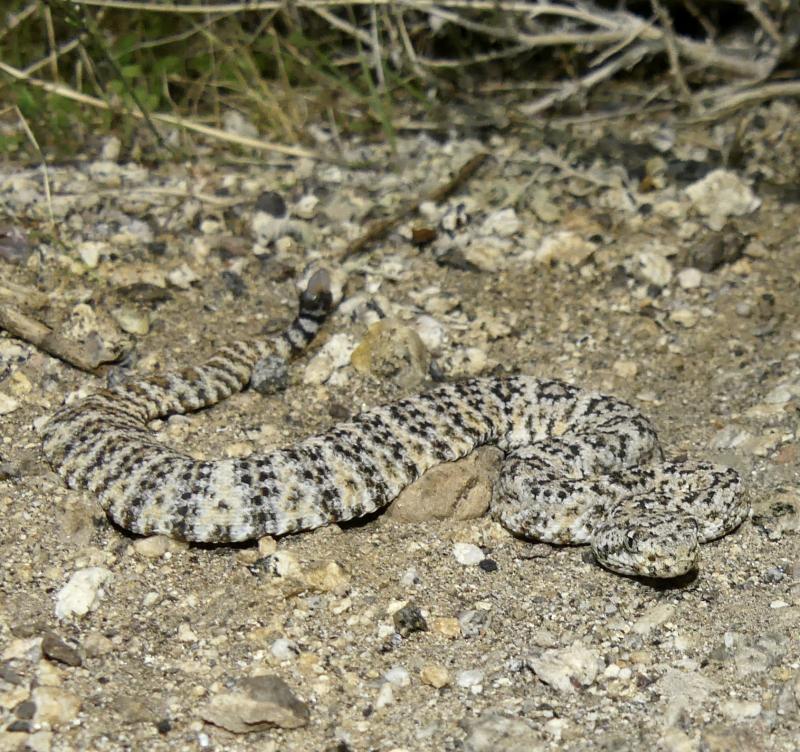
[0,305,109,374]
[340,152,489,261]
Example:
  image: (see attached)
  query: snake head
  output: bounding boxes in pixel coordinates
[592,505,700,579]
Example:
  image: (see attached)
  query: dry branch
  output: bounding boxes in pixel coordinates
[340,151,489,261]
[0,305,108,373]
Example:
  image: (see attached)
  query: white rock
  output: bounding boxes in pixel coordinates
[685,169,761,230]
[167,264,199,289]
[271,638,298,661]
[676,268,703,289]
[670,308,698,328]
[632,603,675,635]
[375,682,394,709]
[634,251,673,287]
[303,333,355,385]
[455,669,484,688]
[535,231,596,266]
[528,643,602,692]
[77,241,108,269]
[55,567,113,619]
[720,699,762,720]
[481,208,520,237]
[222,110,259,139]
[452,542,484,566]
[414,315,446,354]
[0,393,19,415]
[294,194,319,219]
[32,686,81,726]
[384,667,411,687]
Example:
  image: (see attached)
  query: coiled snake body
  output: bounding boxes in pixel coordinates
[42,271,748,578]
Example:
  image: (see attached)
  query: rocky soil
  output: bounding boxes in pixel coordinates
[0,100,799,751]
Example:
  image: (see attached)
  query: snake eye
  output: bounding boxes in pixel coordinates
[624,531,639,552]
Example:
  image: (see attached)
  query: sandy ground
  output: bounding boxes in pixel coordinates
[1,103,799,751]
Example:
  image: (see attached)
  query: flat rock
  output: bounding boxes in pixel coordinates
[387,447,502,523]
[201,675,310,733]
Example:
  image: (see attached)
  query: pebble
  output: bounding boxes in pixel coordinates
[393,604,428,637]
[250,354,290,395]
[613,359,638,378]
[420,664,451,689]
[166,264,199,289]
[375,683,394,709]
[54,567,113,620]
[41,633,82,667]
[350,320,430,389]
[455,669,484,688]
[634,250,673,287]
[676,267,703,289]
[685,169,761,230]
[303,333,355,385]
[670,308,698,328]
[201,675,310,732]
[384,667,411,688]
[414,315,446,354]
[31,686,81,727]
[480,207,520,237]
[431,617,461,639]
[133,535,187,559]
[270,638,298,661]
[0,393,19,415]
[387,447,501,523]
[534,231,596,266]
[528,643,602,692]
[304,560,350,595]
[719,699,762,720]
[632,603,675,635]
[452,543,485,566]
[460,711,543,752]
[77,240,107,268]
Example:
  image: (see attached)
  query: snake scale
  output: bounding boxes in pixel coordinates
[42,269,748,578]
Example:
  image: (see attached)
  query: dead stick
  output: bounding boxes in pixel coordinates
[0,305,103,373]
[340,152,490,261]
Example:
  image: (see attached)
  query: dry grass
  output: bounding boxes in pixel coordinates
[0,0,798,158]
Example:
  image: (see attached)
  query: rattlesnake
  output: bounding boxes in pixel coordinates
[42,269,748,578]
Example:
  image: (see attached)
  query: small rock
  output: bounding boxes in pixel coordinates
[201,675,309,732]
[270,638,298,661]
[77,241,108,268]
[632,603,675,635]
[133,535,187,559]
[384,666,411,688]
[481,208,520,237]
[83,632,113,658]
[250,354,290,395]
[294,194,318,219]
[414,315,446,354]
[444,347,489,378]
[534,231,596,266]
[452,543,485,566]
[375,682,394,709]
[166,264,199,289]
[54,567,113,620]
[304,560,350,595]
[670,308,698,328]
[685,227,748,272]
[455,669,484,688]
[0,393,19,415]
[388,447,502,523]
[32,686,81,727]
[393,604,428,637]
[111,305,150,336]
[685,169,760,230]
[41,633,82,667]
[303,333,355,385]
[634,251,673,287]
[677,267,703,289]
[431,617,461,639]
[460,712,543,752]
[254,191,287,218]
[528,643,602,692]
[420,664,451,689]
[719,699,761,720]
[613,359,638,378]
[350,319,430,389]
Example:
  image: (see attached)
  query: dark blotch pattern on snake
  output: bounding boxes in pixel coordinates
[42,270,748,578]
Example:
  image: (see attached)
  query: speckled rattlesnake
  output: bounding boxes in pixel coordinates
[42,269,748,578]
